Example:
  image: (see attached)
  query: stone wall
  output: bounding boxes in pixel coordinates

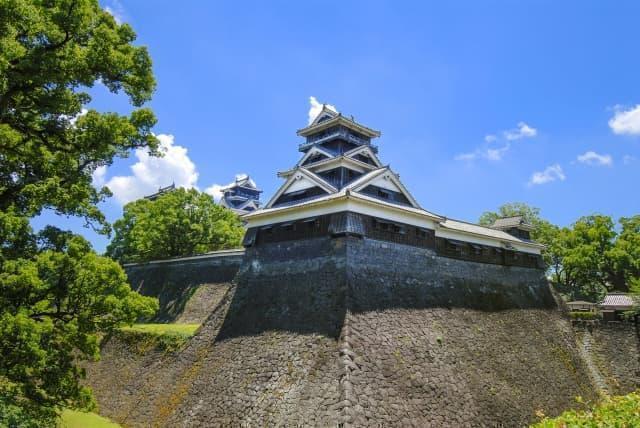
[124,250,243,322]
[574,321,640,396]
[88,237,605,427]
[342,238,595,426]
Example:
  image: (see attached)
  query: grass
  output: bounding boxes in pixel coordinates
[59,409,120,428]
[119,323,200,336]
[115,323,200,354]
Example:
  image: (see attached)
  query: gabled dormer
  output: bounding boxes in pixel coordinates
[266,168,337,209]
[344,145,383,168]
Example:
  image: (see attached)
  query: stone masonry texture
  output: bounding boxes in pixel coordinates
[83,237,640,427]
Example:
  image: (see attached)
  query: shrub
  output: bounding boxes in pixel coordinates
[569,311,599,320]
[531,391,640,427]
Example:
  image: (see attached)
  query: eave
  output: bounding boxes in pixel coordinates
[296,115,381,138]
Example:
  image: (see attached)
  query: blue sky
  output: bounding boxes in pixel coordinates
[33,1,640,252]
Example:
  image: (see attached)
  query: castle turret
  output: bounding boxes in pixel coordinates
[219,174,262,214]
[242,105,544,268]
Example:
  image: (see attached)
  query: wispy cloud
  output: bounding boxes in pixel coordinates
[455,121,536,162]
[576,151,613,167]
[455,143,511,162]
[308,96,337,125]
[528,164,566,186]
[609,104,640,135]
[623,154,637,165]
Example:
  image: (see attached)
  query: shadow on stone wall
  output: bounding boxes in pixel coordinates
[214,237,555,341]
[125,253,243,322]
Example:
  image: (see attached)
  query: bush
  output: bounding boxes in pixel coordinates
[569,311,599,320]
[531,391,640,427]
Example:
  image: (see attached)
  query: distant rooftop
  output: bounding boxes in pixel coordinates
[144,183,176,201]
[221,174,261,192]
[490,216,534,231]
[600,293,636,308]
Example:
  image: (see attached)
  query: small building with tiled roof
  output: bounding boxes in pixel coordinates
[599,293,637,321]
[490,215,535,240]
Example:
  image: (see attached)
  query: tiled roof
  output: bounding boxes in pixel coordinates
[441,218,523,242]
[600,293,636,308]
[491,216,531,229]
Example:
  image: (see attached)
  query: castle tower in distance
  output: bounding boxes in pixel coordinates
[219,174,262,214]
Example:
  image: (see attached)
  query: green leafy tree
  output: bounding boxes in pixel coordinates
[107,188,245,263]
[0,1,160,425]
[1,0,158,229]
[1,230,158,426]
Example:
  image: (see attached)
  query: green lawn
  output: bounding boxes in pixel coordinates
[59,409,120,428]
[119,323,200,336]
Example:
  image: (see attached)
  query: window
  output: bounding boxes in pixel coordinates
[304,217,319,230]
[281,222,295,232]
[377,189,390,199]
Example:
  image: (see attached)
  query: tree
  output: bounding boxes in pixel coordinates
[1,0,158,231]
[107,188,245,263]
[477,204,640,301]
[0,230,158,426]
[1,1,160,425]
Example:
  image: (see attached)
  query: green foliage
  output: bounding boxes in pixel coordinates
[0,0,158,231]
[0,1,160,425]
[59,409,120,428]
[480,204,640,302]
[116,323,199,354]
[531,391,640,427]
[107,188,245,263]
[0,230,158,426]
[568,311,599,321]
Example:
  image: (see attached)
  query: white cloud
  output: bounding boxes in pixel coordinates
[104,0,126,24]
[455,122,536,162]
[308,96,337,125]
[92,165,107,188]
[103,134,198,204]
[528,164,566,186]
[204,184,224,201]
[504,122,537,141]
[456,143,511,162]
[205,173,250,202]
[454,152,477,162]
[609,105,640,135]
[577,151,613,167]
[623,155,637,164]
[69,108,88,126]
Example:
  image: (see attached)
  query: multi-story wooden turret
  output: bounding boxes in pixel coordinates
[242,105,544,268]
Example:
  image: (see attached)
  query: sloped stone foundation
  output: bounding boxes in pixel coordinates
[88,237,600,427]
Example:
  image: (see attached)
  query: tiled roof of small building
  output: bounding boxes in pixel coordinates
[440,218,541,246]
[600,293,636,308]
[490,216,530,229]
